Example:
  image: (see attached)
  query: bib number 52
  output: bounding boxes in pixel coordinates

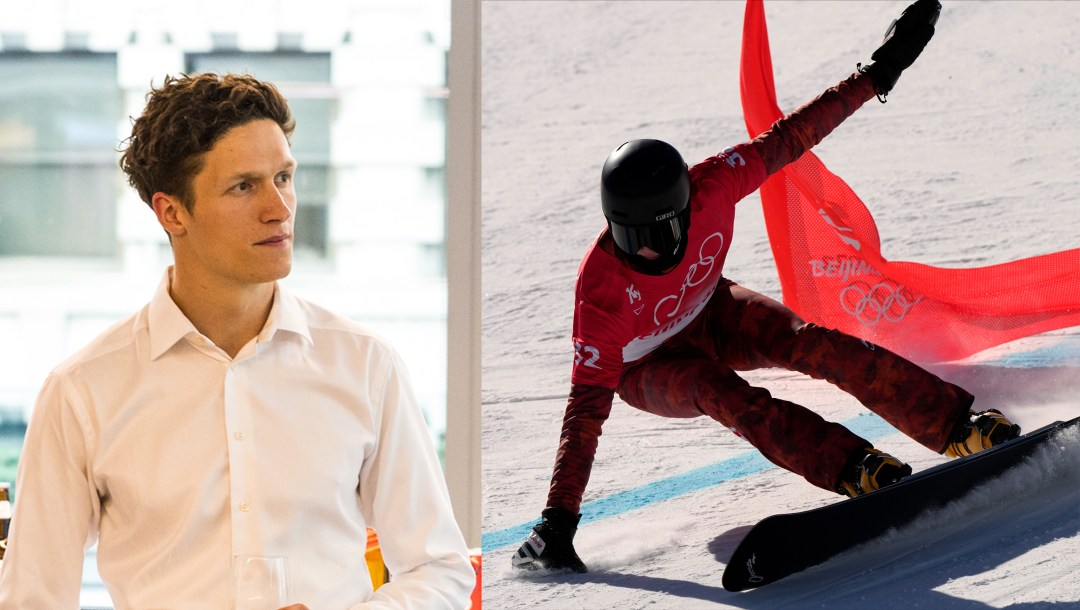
[574,341,601,369]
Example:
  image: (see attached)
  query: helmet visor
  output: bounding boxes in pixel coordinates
[609,210,688,259]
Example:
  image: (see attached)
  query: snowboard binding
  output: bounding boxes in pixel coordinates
[944,409,1021,458]
[837,447,912,498]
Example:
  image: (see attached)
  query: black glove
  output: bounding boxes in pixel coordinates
[860,0,941,99]
[511,507,588,573]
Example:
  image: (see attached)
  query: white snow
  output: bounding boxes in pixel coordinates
[481,1,1080,608]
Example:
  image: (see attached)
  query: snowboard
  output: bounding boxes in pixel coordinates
[721,415,1080,592]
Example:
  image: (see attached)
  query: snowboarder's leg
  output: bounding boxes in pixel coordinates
[703,281,973,454]
[617,355,867,491]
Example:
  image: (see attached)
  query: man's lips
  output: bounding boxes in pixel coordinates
[255,233,291,246]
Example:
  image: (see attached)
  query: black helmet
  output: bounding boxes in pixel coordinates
[601,139,691,274]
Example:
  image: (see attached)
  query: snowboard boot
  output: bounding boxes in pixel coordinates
[837,447,912,498]
[943,409,1021,458]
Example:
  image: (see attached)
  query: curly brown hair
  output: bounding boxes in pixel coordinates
[119,73,296,210]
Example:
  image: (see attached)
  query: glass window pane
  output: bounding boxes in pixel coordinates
[0,166,117,256]
[0,53,121,258]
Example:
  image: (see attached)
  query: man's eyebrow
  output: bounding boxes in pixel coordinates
[225,161,296,182]
[226,171,261,182]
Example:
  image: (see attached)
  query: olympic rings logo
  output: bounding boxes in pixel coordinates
[653,232,725,326]
[839,281,923,326]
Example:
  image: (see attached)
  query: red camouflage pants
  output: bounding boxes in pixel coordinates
[616,279,973,492]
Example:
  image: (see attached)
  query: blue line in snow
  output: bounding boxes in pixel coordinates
[482,412,900,551]
[979,341,1080,368]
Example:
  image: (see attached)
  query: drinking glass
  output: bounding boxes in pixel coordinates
[234,555,289,610]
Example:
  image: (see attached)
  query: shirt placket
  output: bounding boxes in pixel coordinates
[223,357,261,558]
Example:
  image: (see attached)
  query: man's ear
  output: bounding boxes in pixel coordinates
[151,192,189,237]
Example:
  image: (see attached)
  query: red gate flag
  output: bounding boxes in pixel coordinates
[739,0,1080,363]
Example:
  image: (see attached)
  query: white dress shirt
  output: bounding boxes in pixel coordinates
[0,270,473,609]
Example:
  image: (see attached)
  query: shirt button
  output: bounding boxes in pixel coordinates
[239,501,250,512]
[234,432,245,441]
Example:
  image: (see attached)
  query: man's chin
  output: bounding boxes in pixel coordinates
[627,255,679,276]
[247,259,292,285]
[268,262,292,283]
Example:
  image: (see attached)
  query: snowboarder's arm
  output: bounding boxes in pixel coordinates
[545,383,616,514]
[510,383,613,573]
[751,0,940,175]
[751,73,877,176]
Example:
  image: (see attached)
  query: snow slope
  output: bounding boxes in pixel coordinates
[481,1,1080,608]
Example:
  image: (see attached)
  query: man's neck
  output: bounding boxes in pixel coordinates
[168,267,276,359]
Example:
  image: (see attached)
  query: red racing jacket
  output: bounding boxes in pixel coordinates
[547,72,878,514]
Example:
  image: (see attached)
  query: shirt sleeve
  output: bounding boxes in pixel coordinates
[0,373,100,609]
[544,383,616,515]
[570,255,632,389]
[751,71,877,175]
[691,141,769,208]
[352,347,474,610]
[570,302,629,389]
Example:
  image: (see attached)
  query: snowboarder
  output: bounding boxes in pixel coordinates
[512,0,1020,574]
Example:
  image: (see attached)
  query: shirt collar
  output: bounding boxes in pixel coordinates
[147,268,313,361]
[147,269,199,361]
[258,281,314,347]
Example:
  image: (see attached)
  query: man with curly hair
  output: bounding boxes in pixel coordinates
[0,74,473,609]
